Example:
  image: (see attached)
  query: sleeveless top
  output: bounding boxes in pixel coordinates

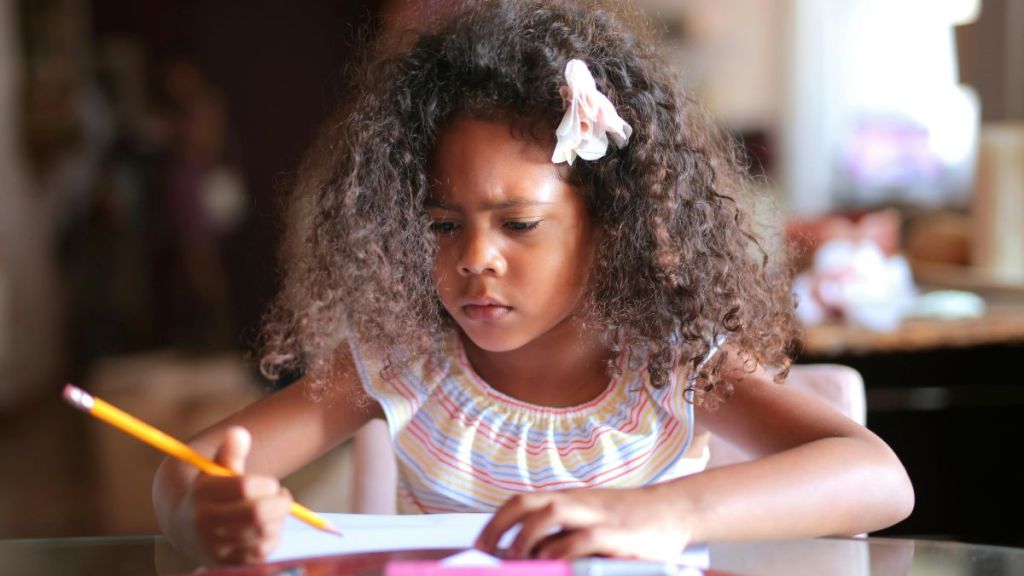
[348,331,711,514]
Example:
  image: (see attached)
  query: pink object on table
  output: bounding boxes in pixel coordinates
[386,560,571,576]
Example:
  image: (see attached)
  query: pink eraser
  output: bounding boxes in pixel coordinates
[385,560,571,576]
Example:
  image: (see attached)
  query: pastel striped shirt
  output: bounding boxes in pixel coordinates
[349,331,710,514]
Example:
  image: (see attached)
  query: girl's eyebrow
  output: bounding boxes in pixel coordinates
[424,197,553,211]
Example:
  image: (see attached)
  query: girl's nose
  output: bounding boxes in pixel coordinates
[457,231,507,277]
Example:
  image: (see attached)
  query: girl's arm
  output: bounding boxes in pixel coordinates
[660,359,914,542]
[477,355,914,559]
[152,347,382,564]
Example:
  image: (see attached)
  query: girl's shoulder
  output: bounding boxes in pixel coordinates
[344,331,455,439]
[345,332,451,395]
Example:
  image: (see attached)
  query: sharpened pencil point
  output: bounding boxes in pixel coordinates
[322,524,344,537]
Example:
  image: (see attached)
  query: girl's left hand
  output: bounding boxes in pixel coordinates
[474,487,694,560]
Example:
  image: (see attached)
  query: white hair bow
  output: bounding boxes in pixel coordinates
[551,59,633,165]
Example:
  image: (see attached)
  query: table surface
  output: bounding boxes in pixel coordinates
[3,535,1024,576]
[800,302,1024,357]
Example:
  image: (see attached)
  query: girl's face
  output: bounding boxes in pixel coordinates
[428,117,598,353]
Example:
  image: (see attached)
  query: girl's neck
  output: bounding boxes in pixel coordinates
[459,321,614,408]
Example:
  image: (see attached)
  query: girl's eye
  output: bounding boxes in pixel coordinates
[429,221,459,234]
[505,220,541,233]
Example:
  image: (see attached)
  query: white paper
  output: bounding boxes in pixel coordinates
[267,513,492,562]
[439,549,503,567]
[268,513,709,569]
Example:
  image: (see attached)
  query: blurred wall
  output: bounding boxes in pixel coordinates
[957,0,1024,122]
[88,0,382,358]
[0,1,66,408]
[0,1,384,405]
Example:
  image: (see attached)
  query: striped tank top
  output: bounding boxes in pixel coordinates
[349,331,710,514]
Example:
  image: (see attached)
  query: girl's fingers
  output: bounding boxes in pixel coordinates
[211,540,271,566]
[209,542,238,564]
[196,493,293,527]
[244,538,279,564]
[209,540,258,566]
[203,518,286,564]
[533,527,606,559]
[508,501,573,558]
[475,493,543,552]
[194,485,291,566]
[190,427,292,566]
[538,524,691,561]
[194,474,280,502]
[204,517,284,544]
[214,426,252,475]
[479,492,605,556]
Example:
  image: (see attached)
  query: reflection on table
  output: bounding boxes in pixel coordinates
[3,535,1024,575]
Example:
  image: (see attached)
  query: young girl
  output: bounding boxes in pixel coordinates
[153,0,914,566]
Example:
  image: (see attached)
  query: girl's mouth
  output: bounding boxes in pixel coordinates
[462,304,513,321]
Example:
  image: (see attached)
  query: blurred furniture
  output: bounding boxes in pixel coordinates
[344,364,866,514]
[799,294,1024,547]
[85,352,262,534]
[85,351,361,534]
[801,302,1024,357]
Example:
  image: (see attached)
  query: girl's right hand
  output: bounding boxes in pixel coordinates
[190,426,293,565]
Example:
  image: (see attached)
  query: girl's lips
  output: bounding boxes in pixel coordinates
[462,304,513,321]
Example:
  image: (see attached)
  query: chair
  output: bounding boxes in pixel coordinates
[340,363,866,513]
[705,363,866,469]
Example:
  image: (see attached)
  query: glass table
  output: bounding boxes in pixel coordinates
[3,535,1023,575]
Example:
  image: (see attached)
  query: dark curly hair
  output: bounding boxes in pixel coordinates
[258,0,798,405]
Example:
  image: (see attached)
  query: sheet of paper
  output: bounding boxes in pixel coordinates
[268,513,709,569]
[268,513,494,561]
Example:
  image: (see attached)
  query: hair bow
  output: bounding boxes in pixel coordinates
[551,59,633,165]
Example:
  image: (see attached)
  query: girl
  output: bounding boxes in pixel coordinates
[153,0,914,566]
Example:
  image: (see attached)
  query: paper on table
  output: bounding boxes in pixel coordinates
[267,513,495,562]
[267,513,709,568]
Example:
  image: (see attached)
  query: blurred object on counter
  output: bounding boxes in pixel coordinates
[787,208,902,273]
[792,237,917,332]
[906,290,985,320]
[972,123,1024,284]
[789,208,990,332]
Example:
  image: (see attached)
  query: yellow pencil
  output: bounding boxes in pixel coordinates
[63,383,342,536]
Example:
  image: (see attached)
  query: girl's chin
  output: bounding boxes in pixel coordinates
[457,326,532,354]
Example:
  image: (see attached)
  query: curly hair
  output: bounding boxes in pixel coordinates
[258,0,798,405]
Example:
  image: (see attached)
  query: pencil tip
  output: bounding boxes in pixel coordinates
[323,525,344,537]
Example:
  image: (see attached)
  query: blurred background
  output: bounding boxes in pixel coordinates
[1,0,1022,549]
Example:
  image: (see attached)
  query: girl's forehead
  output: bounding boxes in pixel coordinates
[433,116,551,164]
[428,117,576,207]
